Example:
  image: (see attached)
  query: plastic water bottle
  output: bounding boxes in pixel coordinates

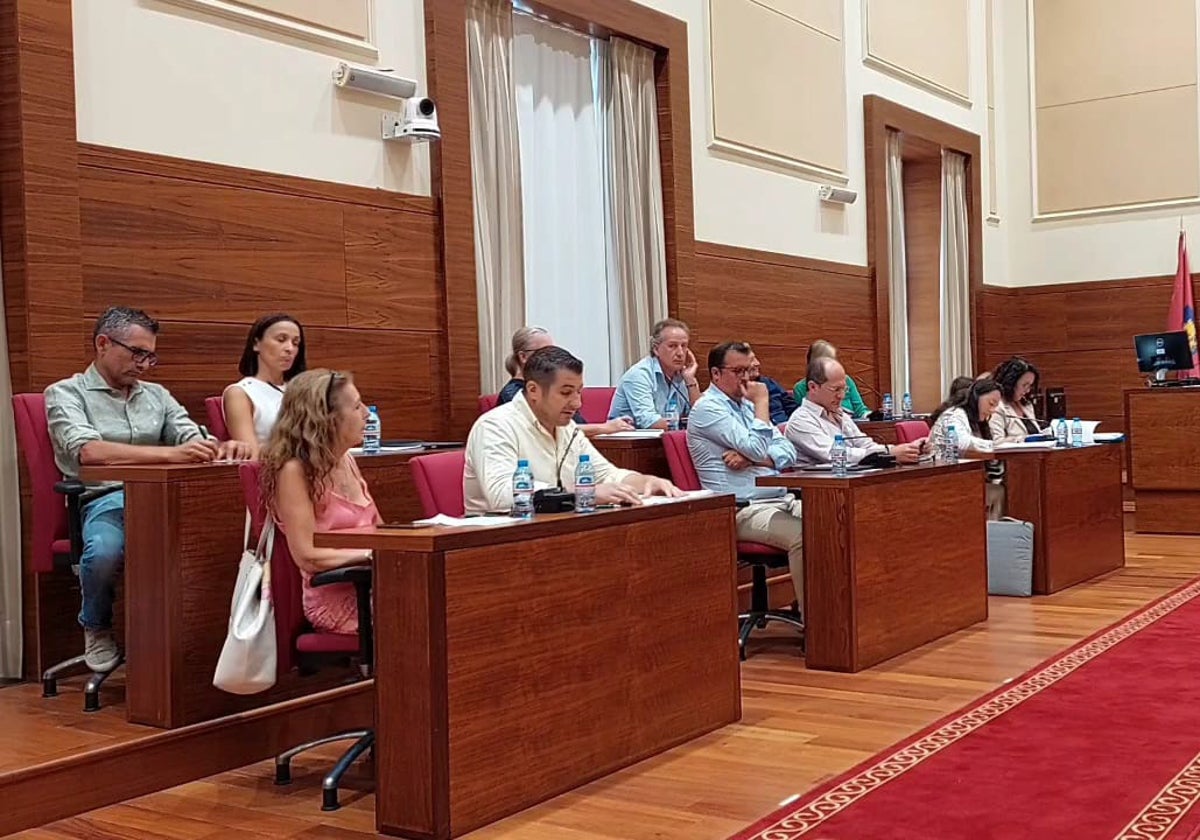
[1055,418,1068,448]
[882,393,894,420]
[512,459,534,519]
[831,434,848,477]
[901,393,913,419]
[575,454,596,513]
[362,405,381,455]
[1071,417,1084,448]
[944,425,960,462]
[664,393,681,431]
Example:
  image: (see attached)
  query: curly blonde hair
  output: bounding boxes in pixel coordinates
[260,368,353,511]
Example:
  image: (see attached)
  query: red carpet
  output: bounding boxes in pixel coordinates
[732,578,1200,840]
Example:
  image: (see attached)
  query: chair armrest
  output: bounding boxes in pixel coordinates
[310,565,372,588]
[53,479,86,497]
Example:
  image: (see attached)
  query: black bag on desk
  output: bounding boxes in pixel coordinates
[533,488,575,514]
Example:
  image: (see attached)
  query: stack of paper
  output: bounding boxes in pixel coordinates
[596,429,665,439]
[412,514,521,528]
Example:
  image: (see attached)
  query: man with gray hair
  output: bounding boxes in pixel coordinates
[609,318,700,429]
[44,306,251,672]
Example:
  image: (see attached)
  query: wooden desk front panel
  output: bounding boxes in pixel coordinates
[803,469,986,672]
[442,510,740,834]
[366,502,741,838]
[1004,446,1124,593]
[592,436,671,478]
[1126,389,1200,490]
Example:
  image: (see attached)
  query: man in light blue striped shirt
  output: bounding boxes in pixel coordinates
[686,341,805,604]
[608,318,700,428]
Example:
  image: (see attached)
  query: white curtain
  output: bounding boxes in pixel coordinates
[0,241,21,678]
[513,12,614,384]
[606,37,667,374]
[940,150,972,392]
[885,130,910,400]
[467,0,526,394]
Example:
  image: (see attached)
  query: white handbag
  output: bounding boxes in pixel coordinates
[213,514,277,694]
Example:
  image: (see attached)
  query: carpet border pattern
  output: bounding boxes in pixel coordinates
[1115,750,1200,840]
[736,577,1200,840]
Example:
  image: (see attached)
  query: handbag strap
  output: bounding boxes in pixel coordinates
[255,518,275,563]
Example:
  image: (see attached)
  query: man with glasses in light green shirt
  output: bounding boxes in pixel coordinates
[44,306,251,673]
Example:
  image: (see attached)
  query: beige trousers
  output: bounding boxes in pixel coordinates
[734,497,804,603]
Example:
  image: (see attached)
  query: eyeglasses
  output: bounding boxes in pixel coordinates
[107,336,158,367]
[719,366,754,378]
[325,371,341,411]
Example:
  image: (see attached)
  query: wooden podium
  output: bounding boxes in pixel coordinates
[1126,387,1200,533]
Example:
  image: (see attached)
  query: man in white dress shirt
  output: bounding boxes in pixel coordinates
[465,346,680,514]
[785,357,925,467]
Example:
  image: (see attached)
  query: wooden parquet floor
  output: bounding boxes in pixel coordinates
[9,533,1199,840]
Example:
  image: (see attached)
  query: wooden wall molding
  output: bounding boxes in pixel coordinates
[864,95,984,396]
[694,241,870,278]
[424,0,696,436]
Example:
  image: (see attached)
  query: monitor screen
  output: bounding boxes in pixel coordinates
[1134,331,1193,373]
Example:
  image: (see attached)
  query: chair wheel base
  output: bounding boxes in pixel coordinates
[321,788,340,811]
[83,689,100,713]
[275,763,292,785]
[42,678,58,698]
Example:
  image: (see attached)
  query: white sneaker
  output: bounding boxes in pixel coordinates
[83,629,120,672]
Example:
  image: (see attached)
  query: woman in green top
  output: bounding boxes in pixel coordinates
[792,339,872,418]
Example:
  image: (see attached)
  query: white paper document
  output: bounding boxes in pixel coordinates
[595,429,665,439]
[639,489,715,506]
[350,444,425,455]
[413,514,521,528]
[994,440,1058,451]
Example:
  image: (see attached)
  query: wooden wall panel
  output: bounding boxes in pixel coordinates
[691,242,877,397]
[982,275,1181,433]
[79,169,349,326]
[903,158,944,412]
[345,205,442,332]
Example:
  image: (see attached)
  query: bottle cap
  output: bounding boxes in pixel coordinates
[834,434,845,443]
[579,454,590,462]
[369,405,378,411]
[517,459,529,467]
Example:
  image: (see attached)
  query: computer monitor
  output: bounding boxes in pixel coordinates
[1134,331,1193,375]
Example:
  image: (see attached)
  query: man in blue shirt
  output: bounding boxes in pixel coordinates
[609,318,700,428]
[687,340,805,606]
[749,351,798,424]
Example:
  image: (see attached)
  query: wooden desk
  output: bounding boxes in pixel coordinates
[1125,388,1200,533]
[992,444,1125,592]
[80,450,432,728]
[856,420,900,446]
[591,434,670,477]
[758,462,988,672]
[316,496,741,839]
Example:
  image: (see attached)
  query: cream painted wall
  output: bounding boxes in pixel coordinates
[999,0,1200,287]
[73,0,431,195]
[636,0,1002,282]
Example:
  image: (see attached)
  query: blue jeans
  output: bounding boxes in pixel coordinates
[78,490,126,630]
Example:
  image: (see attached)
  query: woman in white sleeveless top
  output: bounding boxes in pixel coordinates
[222,314,306,455]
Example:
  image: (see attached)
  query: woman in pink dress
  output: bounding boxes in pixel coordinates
[259,368,380,634]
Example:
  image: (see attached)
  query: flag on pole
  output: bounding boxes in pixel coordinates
[1169,230,1200,378]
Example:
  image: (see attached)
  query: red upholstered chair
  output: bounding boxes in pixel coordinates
[12,393,123,711]
[204,396,230,441]
[579,386,616,424]
[478,393,500,415]
[410,449,466,518]
[660,431,804,659]
[896,420,931,444]
[237,462,374,812]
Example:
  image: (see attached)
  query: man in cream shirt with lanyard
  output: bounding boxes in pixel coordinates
[464,346,681,513]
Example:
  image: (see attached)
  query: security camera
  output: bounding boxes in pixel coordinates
[382,97,441,142]
[818,185,857,204]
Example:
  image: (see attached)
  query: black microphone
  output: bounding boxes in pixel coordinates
[554,427,580,490]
